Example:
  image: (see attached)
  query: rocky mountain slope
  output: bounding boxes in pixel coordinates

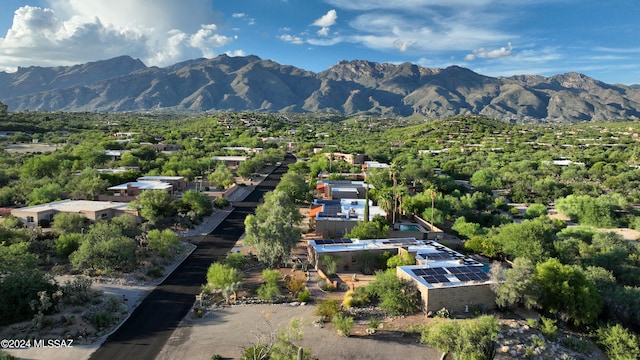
[1,55,639,123]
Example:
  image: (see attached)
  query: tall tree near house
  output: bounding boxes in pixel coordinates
[130,190,176,224]
[244,191,302,267]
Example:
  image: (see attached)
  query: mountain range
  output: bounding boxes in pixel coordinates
[1,55,640,123]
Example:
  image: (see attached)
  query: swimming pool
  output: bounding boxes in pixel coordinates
[399,224,421,232]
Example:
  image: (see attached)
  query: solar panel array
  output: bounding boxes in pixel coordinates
[446,266,490,282]
[410,266,490,284]
[314,239,354,245]
[412,268,447,276]
[422,274,450,284]
[419,251,452,261]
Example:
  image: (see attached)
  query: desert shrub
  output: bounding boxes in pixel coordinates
[421,315,500,360]
[342,289,356,309]
[61,276,94,306]
[146,266,164,278]
[594,324,640,360]
[314,299,341,320]
[365,270,419,315]
[348,286,372,307]
[104,295,126,313]
[331,313,354,336]
[320,255,338,275]
[89,310,113,329]
[286,277,305,297]
[147,228,180,257]
[55,233,83,259]
[297,288,312,302]
[225,252,247,270]
[262,269,281,284]
[241,343,270,360]
[213,197,230,209]
[560,336,592,354]
[0,350,17,360]
[435,307,451,318]
[540,316,558,341]
[369,317,380,330]
[257,282,280,301]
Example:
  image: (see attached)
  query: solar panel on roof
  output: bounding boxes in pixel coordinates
[423,252,452,260]
[412,269,428,276]
[425,267,448,275]
[422,275,450,284]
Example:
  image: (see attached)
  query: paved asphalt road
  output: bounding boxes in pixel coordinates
[89,156,293,360]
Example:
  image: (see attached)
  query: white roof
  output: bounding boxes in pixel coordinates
[137,176,184,181]
[211,155,248,162]
[13,199,129,213]
[108,181,173,191]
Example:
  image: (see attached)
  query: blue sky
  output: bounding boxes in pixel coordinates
[0,0,639,84]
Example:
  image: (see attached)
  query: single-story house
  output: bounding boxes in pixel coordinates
[307,237,496,314]
[11,199,135,227]
[137,176,186,192]
[107,181,174,197]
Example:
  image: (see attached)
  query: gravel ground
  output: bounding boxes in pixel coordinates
[157,303,442,360]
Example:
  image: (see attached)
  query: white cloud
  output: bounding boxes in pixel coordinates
[465,43,513,61]
[279,34,304,45]
[312,9,337,37]
[0,0,234,71]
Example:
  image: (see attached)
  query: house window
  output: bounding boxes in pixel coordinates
[101,213,108,219]
[26,216,35,223]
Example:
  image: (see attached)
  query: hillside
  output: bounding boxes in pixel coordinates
[1,55,640,123]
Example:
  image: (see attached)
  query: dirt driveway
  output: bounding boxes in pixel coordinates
[157,303,441,360]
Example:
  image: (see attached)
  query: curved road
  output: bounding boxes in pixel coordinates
[90,156,293,360]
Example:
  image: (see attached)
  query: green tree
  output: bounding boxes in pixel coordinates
[276,172,312,204]
[525,203,548,219]
[179,189,213,221]
[386,251,415,268]
[452,217,487,240]
[244,191,302,267]
[491,258,538,309]
[52,212,87,235]
[532,258,602,325]
[205,262,242,303]
[28,182,63,205]
[69,221,137,273]
[346,221,389,240]
[110,213,142,238]
[208,163,235,188]
[491,217,556,264]
[55,233,84,259]
[147,229,180,257]
[130,190,176,224]
[65,168,109,200]
[257,269,281,301]
[365,270,419,315]
[0,269,58,326]
[421,315,500,360]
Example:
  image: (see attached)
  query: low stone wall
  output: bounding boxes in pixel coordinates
[316,268,338,289]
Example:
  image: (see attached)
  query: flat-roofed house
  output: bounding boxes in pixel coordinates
[307,237,496,314]
[11,199,135,227]
[137,176,186,192]
[310,198,386,238]
[108,181,174,198]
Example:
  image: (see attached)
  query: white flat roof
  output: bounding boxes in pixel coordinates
[211,156,247,162]
[14,199,130,212]
[309,238,491,288]
[108,181,173,191]
[137,176,184,181]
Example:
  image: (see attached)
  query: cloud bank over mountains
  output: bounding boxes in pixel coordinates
[0,0,234,71]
